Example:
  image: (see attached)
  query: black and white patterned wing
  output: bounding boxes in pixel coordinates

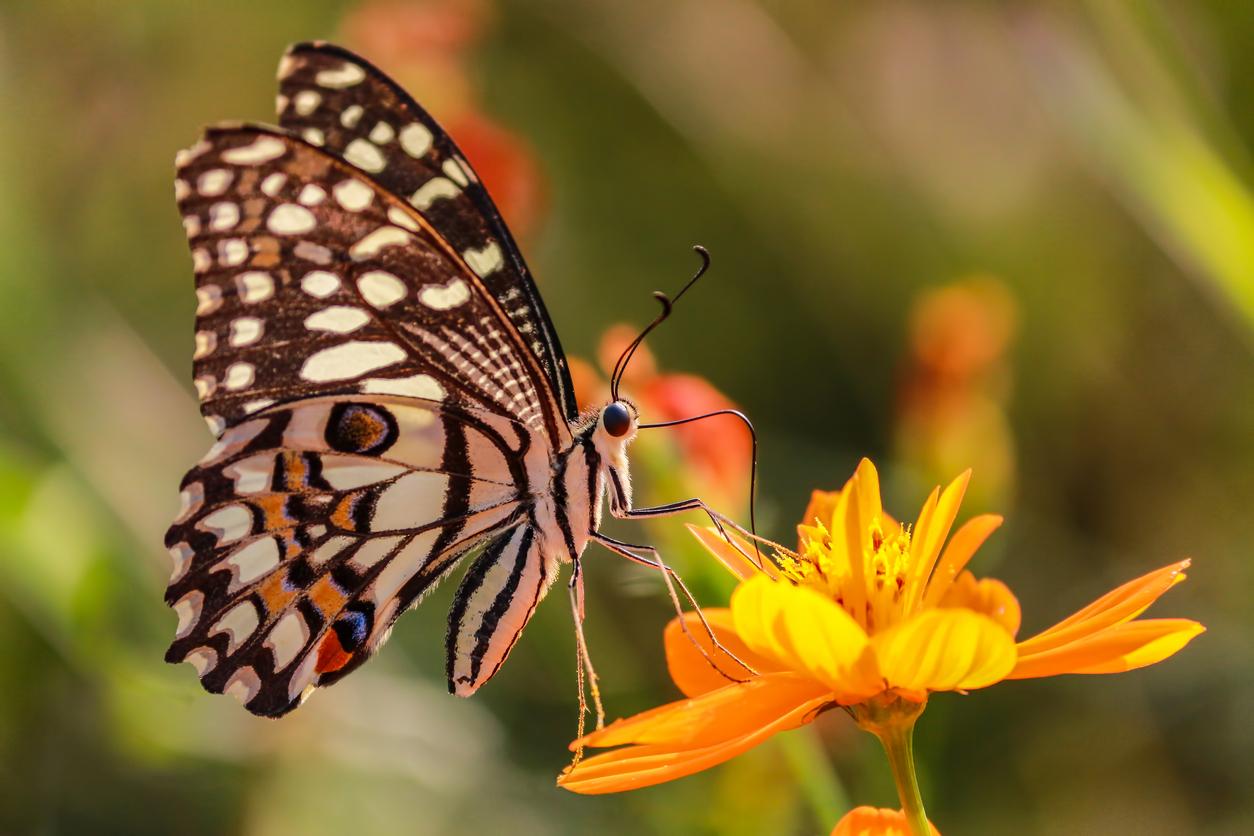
[274,41,580,422]
[168,126,568,714]
[165,395,527,716]
[174,124,569,445]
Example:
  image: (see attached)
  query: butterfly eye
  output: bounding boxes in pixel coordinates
[602,402,633,437]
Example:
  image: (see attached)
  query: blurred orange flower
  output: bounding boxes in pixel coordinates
[558,458,1203,795]
[831,806,939,836]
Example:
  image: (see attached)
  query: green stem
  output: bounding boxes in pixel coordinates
[875,719,929,836]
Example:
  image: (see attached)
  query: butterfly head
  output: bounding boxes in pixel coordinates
[591,399,639,464]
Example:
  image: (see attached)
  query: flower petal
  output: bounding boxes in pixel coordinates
[904,469,971,613]
[797,489,841,552]
[1015,560,1192,656]
[559,675,831,794]
[686,524,779,582]
[872,607,1017,692]
[831,806,941,836]
[922,514,1003,609]
[731,576,882,701]
[665,608,785,697]
[1009,618,1204,679]
[938,571,1021,637]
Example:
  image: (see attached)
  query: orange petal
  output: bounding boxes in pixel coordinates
[798,489,841,551]
[904,470,971,613]
[731,576,882,702]
[921,514,1003,609]
[937,571,1021,637]
[1016,560,1192,656]
[686,524,779,582]
[1009,618,1204,679]
[559,675,831,794]
[838,463,873,629]
[831,806,941,835]
[665,608,786,697]
[872,608,1017,692]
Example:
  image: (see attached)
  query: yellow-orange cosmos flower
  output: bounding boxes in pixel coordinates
[558,458,1203,794]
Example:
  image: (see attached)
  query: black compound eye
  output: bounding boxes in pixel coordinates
[602,402,633,437]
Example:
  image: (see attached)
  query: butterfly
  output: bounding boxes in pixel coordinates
[164,42,746,717]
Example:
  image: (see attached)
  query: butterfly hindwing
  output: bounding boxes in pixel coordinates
[275,41,579,422]
[164,395,529,716]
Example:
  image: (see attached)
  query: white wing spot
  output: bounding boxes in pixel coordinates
[192,248,212,274]
[410,177,460,209]
[442,158,469,187]
[174,179,190,200]
[224,667,261,705]
[316,61,366,88]
[212,602,260,653]
[387,206,420,232]
[197,168,232,196]
[333,179,374,212]
[361,373,445,401]
[194,375,216,400]
[242,398,275,415]
[399,122,434,158]
[357,270,406,308]
[168,542,193,583]
[204,414,226,436]
[222,136,286,165]
[301,270,341,298]
[304,306,370,334]
[344,138,386,173]
[229,317,264,347]
[321,461,407,491]
[463,242,503,277]
[195,284,223,315]
[300,341,407,382]
[303,127,325,147]
[275,93,289,114]
[224,537,280,585]
[218,238,248,267]
[268,203,317,235]
[419,278,470,310]
[236,271,275,303]
[208,202,239,232]
[369,121,395,144]
[261,172,287,196]
[298,184,327,206]
[294,240,332,265]
[182,215,201,237]
[293,89,321,116]
[199,504,253,544]
[223,362,256,391]
[173,591,204,638]
[193,330,217,359]
[341,104,364,128]
[266,612,310,670]
[185,647,218,676]
[350,226,411,259]
[176,482,204,522]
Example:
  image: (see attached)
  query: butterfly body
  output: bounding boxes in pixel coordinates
[165,43,664,716]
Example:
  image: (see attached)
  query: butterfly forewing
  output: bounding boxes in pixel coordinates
[168,124,573,714]
[275,41,579,422]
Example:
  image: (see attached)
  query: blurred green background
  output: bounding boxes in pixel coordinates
[0,1,1248,833]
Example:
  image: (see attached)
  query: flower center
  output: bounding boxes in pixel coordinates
[785,515,914,630]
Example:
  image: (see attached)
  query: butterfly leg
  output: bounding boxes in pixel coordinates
[591,533,756,683]
[568,556,605,745]
[608,479,768,571]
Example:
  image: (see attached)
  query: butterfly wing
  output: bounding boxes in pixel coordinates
[274,41,579,422]
[169,126,567,714]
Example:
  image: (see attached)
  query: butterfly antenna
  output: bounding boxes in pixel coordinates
[637,409,763,566]
[610,245,711,401]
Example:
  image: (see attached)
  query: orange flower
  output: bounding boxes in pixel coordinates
[558,458,1203,795]
[831,807,940,836]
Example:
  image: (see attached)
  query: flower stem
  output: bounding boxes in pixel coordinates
[875,719,929,836]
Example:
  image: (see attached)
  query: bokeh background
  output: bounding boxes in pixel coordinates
[0,1,1249,833]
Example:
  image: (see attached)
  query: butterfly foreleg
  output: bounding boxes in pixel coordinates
[567,555,605,758]
[590,533,755,683]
